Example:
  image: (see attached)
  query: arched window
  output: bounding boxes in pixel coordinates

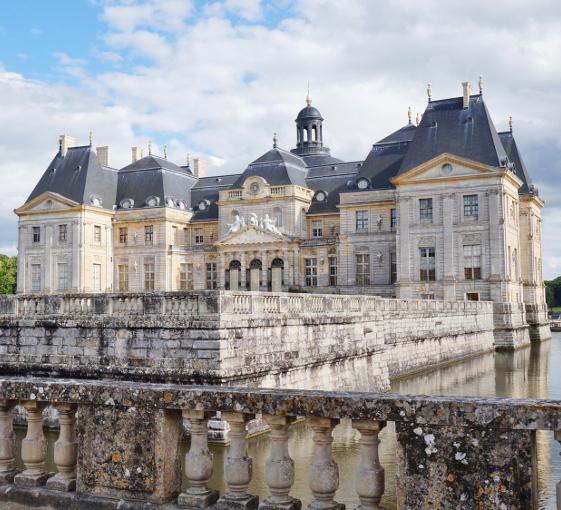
[303,129,308,142]
[249,259,262,270]
[229,260,241,270]
[312,125,317,141]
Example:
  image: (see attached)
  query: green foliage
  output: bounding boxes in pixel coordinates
[545,276,561,310]
[0,255,17,295]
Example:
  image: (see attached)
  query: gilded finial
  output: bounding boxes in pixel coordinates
[427,83,432,102]
[148,140,152,156]
[273,132,278,148]
[89,131,93,146]
[407,106,412,125]
[306,82,312,106]
[478,75,483,94]
[164,144,167,159]
[416,113,421,126]
[509,115,513,132]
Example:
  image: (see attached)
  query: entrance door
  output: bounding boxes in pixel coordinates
[249,259,262,292]
[229,269,239,291]
[271,267,282,292]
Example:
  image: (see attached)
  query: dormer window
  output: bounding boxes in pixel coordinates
[145,196,160,207]
[120,198,134,209]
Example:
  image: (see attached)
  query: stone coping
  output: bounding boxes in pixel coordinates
[1,376,560,430]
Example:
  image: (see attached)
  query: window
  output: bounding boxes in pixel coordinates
[464,195,479,218]
[195,228,204,245]
[180,263,193,290]
[356,210,368,231]
[421,293,435,300]
[466,292,480,301]
[356,254,370,286]
[93,263,101,291]
[329,256,337,286]
[94,225,101,243]
[206,262,217,289]
[305,258,317,287]
[32,227,41,243]
[118,265,129,292]
[57,263,69,291]
[31,264,41,292]
[272,207,283,228]
[312,220,323,238]
[172,226,178,245]
[144,262,155,291]
[390,208,397,230]
[119,227,128,244]
[145,225,154,245]
[419,247,436,281]
[390,252,397,284]
[419,198,433,221]
[59,225,68,243]
[463,245,481,280]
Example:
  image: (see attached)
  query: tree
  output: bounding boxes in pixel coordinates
[0,255,17,294]
[545,276,561,309]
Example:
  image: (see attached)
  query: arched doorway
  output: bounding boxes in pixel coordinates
[270,258,284,292]
[249,259,262,292]
[227,260,241,291]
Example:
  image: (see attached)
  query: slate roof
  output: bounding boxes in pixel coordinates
[358,141,412,190]
[398,95,508,175]
[27,146,118,210]
[498,131,533,194]
[296,105,323,121]
[190,174,240,221]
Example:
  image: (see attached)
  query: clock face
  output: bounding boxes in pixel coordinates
[249,182,260,194]
[441,163,453,176]
[357,178,369,190]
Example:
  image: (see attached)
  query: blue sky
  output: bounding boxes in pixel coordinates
[1,0,561,278]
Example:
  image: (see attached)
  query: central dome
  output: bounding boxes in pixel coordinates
[296,105,323,121]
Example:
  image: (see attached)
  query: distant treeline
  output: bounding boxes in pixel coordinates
[0,255,16,295]
[546,276,561,309]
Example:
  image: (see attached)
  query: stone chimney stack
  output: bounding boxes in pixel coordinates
[96,146,110,167]
[131,147,141,163]
[462,82,472,109]
[193,158,208,178]
[59,135,75,158]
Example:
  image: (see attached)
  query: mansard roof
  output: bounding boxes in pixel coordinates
[190,174,240,221]
[376,123,417,144]
[26,145,117,210]
[358,140,412,190]
[498,131,533,195]
[398,95,508,176]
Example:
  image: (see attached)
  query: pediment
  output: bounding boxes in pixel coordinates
[217,225,285,246]
[391,154,496,186]
[15,192,80,215]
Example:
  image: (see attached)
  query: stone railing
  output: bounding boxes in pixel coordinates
[0,377,557,509]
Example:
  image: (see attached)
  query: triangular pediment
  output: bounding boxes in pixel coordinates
[217,225,285,246]
[15,191,80,215]
[391,153,497,186]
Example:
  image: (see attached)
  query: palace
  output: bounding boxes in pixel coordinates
[15,81,546,310]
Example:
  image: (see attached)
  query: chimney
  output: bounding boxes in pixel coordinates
[193,158,208,178]
[131,146,141,163]
[462,82,472,109]
[59,135,75,158]
[96,146,110,167]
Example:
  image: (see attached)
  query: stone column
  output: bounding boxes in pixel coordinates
[293,249,300,288]
[16,226,26,293]
[15,401,48,487]
[0,400,17,483]
[262,251,269,290]
[282,249,289,289]
[240,253,247,289]
[46,404,78,491]
[260,415,300,510]
[442,193,456,301]
[306,417,342,510]
[352,420,386,510]
[178,410,218,508]
[219,252,226,290]
[218,412,258,510]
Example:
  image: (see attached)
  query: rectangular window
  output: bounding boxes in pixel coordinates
[94,225,102,243]
[305,258,317,287]
[419,198,433,221]
[93,263,101,291]
[312,220,323,238]
[463,245,482,280]
[32,227,41,243]
[419,247,436,281]
[356,253,371,286]
[172,226,178,245]
[58,224,68,243]
[118,264,129,292]
[206,262,217,289]
[390,252,397,284]
[144,262,155,291]
[464,194,479,218]
[329,256,337,286]
[57,263,68,291]
[119,227,128,244]
[31,264,41,292]
[179,263,193,290]
[466,292,480,301]
[421,293,435,300]
[195,228,204,245]
[356,210,369,231]
[390,208,397,230]
[145,225,154,245]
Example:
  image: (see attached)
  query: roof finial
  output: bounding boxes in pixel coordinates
[306,82,312,106]
[273,132,278,148]
[427,83,432,102]
[163,144,167,159]
[478,75,483,94]
[89,131,93,146]
[416,112,421,126]
[407,106,412,125]
[148,140,152,155]
[186,153,190,167]
[509,115,513,133]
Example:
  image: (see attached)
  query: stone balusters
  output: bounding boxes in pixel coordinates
[218,412,258,510]
[14,401,48,487]
[46,404,78,491]
[0,400,17,483]
[178,410,219,508]
[260,415,300,510]
[307,417,343,510]
[352,420,386,510]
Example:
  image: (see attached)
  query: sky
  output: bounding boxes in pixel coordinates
[1,0,561,277]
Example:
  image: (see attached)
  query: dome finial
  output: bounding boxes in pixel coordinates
[273,132,278,148]
[306,82,312,106]
[416,112,421,126]
[89,131,93,146]
[478,75,484,94]
[509,115,513,133]
[407,106,412,125]
[427,83,432,102]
